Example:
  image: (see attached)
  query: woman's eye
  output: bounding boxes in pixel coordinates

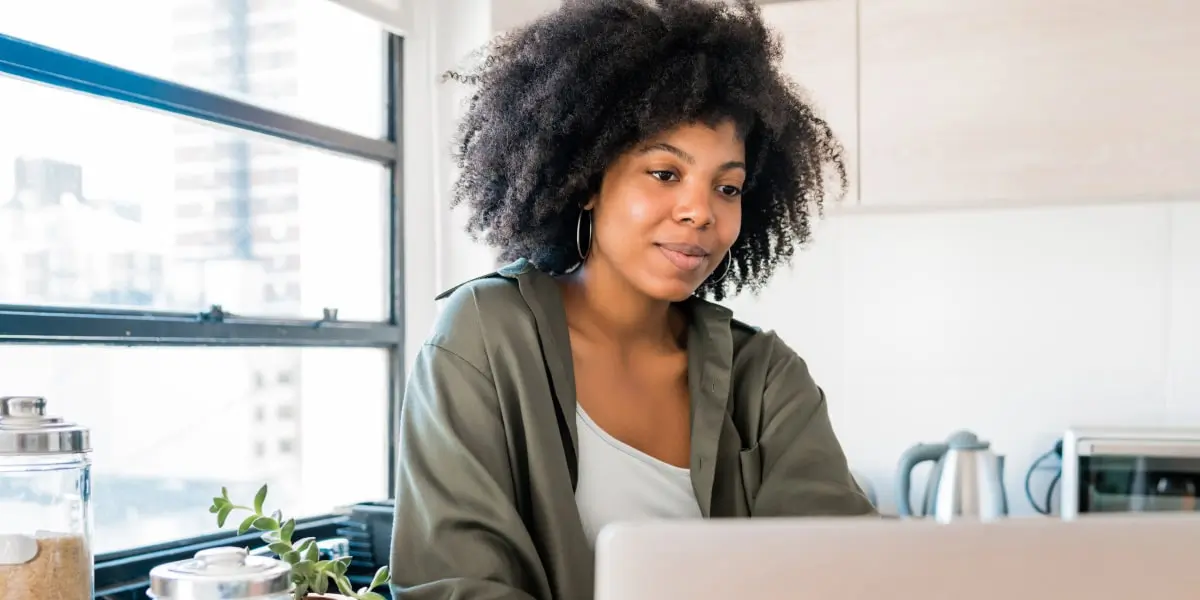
[717,185,743,197]
[649,170,678,182]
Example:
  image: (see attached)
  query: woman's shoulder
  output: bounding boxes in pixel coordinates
[688,297,798,367]
[690,300,812,389]
[714,310,823,420]
[730,319,805,375]
[425,267,540,363]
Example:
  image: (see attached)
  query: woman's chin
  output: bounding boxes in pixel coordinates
[637,277,704,303]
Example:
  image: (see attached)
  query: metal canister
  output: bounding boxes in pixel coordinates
[147,546,293,600]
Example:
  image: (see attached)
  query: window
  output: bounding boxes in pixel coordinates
[1,346,388,554]
[0,78,388,319]
[0,0,385,138]
[0,0,402,586]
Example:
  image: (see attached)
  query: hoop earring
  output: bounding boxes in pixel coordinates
[576,209,593,261]
[711,250,732,284]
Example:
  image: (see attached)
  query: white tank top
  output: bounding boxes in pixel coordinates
[574,405,702,547]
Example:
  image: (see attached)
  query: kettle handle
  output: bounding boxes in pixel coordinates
[997,454,1009,515]
[895,442,948,517]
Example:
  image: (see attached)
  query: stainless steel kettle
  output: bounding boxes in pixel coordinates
[895,430,1008,523]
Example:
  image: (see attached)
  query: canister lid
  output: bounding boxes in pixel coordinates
[148,546,293,600]
[0,396,90,455]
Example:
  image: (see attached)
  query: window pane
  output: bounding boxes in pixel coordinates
[0,345,390,554]
[0,75,389,320]
[0,0,387,139]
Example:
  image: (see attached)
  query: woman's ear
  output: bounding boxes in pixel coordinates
[582,198,596,211]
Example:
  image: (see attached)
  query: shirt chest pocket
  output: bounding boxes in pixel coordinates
[738,443,763,512]
[729,370,767,514]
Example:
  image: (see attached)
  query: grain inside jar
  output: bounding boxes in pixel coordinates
[0,532,92,600]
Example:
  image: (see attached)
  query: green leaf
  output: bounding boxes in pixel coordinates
[293,559,314,574]
[221,486,229,500]
[252,517,280,531]
[216,505,234,528]
[253,484,268,514]
[271,509,283,523]
[260,531,281,544]
[279,519,296,544]
[268,542,292,556]
[312,575,329,595]
[335,576,356,596]
[305,541,319,562]
[281,550,301,564]
[294,538,315,554]
[370,565,390,590]
[237,515,258,535]
[331,557,350,576]
[358,592,388,600]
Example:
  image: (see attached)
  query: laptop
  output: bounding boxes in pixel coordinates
[594,514,1200,600]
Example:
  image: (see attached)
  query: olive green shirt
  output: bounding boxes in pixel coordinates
[390,259,875,600]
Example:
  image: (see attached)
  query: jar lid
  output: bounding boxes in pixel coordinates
[0,396,90,455]
[148,547,293,600]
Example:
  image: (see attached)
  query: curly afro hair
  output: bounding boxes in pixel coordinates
[446,0,847,300]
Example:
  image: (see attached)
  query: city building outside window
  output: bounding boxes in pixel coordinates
[0,0,402,584]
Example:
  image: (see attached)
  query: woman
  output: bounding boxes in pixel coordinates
[390,0,875,598]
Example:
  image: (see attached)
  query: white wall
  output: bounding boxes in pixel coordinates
[397,0,1200,517]
[724,200,1200,515]
[399,0,559,369]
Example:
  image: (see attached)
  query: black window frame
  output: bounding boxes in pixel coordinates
[0,24,404,597]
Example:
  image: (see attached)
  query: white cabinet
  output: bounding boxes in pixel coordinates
[761,0,859,208]
[858,0,1200,208]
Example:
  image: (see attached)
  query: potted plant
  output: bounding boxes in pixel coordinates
[209,485,391,600]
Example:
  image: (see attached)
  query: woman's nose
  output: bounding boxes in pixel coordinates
[673,186,714,228]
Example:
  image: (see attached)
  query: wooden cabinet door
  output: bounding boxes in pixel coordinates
[762,0,859,208]
[859,0,1200,208]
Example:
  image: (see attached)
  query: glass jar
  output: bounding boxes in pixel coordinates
[0,395,93,600]
[148,546,293,600]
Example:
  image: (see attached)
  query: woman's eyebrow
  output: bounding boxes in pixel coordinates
[638,142,694,164]
[638,143,746,172]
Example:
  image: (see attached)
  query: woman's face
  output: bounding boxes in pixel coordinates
[586,119,745,302]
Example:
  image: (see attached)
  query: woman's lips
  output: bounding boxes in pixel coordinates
[656,244,708,272]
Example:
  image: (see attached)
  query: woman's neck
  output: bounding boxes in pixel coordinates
[558,260,682,350]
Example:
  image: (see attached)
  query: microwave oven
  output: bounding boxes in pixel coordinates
[1061,427,1200,519]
